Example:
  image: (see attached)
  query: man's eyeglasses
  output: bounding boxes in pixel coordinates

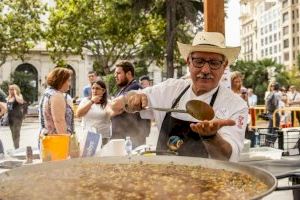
[191,57,224,70]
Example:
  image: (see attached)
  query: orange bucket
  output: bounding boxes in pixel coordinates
[40,134,70,162]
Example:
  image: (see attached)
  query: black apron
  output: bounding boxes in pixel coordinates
[156,85,219,157]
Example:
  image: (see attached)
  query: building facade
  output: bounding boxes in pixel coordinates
[240,0,300,69]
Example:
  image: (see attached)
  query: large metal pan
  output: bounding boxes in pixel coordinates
[0,156,294,199]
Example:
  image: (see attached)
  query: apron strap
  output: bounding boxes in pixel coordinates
[171,85,190,109]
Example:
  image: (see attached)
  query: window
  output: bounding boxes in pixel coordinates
[261,28,264,35]
[279,44,281,51]
[270,47,273,54]
[269,24,272,32]
[265,49,268,56]
[274,34,277,41]
[284,52,289,61]
[293,37,296,46]
[284,39,289,48]
[274,46,277,53]
[283,0,288,7]
[293,24,295,33]
[269,36,272,43]
[265,38,268,45]
[283,26,289,35]
[261,39,264,46]
[265,26,268,34]
[293,51,295,59]
[261,50,264,57]
[292,10,295,19]
[283,12,289,23]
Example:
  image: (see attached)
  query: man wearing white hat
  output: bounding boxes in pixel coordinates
[108,32,248,162]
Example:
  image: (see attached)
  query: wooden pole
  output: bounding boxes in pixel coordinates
[204,0,225,35]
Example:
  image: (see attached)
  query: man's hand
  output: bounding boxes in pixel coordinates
[124,91,148,113]
[190,119,235,137]
[107,92,148,117]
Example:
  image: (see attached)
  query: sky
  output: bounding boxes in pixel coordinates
[225,0,241,46]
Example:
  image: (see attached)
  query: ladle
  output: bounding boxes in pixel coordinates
[125,99,215,121]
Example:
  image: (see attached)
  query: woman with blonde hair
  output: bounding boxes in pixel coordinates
[7,84,24,149]
[39,68,74,135]
[231,71,248,103]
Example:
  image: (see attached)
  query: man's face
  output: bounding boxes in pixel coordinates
[114,67,129,87]
[187,51,227,95]
[88,73,97,84]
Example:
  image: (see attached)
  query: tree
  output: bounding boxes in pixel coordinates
[46,0,166,76]
[0,0,46,67]
[165,0,203,78]
[297,53,300,71]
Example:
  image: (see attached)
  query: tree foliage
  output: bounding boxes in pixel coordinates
[46,0,167,76]
[0,0,46,67]
[231,59,290,104]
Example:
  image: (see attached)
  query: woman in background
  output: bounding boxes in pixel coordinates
[76,80,111,150]
[39,68,74,135]
[231,71,248,103]
[7,84,24,149]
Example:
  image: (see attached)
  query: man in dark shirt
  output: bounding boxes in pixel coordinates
[111,60,151,147]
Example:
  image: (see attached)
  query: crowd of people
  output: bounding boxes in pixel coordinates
[229,70,300,130]
[1,31,300,162]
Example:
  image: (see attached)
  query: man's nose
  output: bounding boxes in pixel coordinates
[200,62,211,73]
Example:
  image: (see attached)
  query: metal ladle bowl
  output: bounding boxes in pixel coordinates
[185,100,215,121]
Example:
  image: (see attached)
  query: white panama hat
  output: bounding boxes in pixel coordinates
[177,32,241,65]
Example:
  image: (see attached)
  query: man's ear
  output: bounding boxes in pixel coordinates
[186,56,191,65]
[126,71,132,78]
[223,59,229,69]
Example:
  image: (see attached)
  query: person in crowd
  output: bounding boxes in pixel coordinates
[7,84,25,149]
[230,71,248,103]
[83,71,98,98]
[111,60,151,147]
[287,85,300,126]
[39,68,74,135]
[139,75,152,88]
[108,32,248,161]
[265,82,281,129]
[247,88,257,107]
[76,80,111,147]
[264,81,275,102]
[280,86,287,97]
[279,93,291,128]
[0,88,7,103]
